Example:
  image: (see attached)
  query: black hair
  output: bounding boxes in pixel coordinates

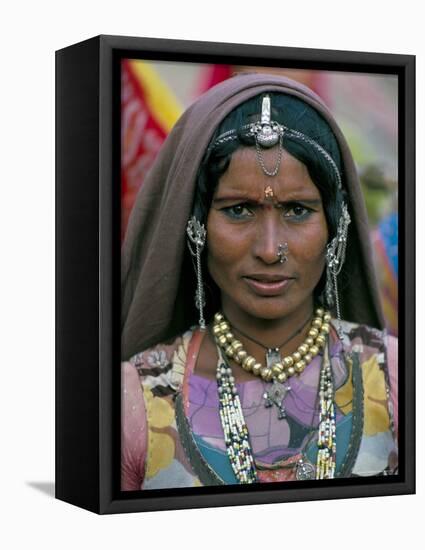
[187,92,348,321]
[193,92,347,238]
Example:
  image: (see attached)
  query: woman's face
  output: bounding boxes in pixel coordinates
[206,147,329,322]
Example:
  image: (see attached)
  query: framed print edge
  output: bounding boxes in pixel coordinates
[56,34,415,515]
[56,36,101,513]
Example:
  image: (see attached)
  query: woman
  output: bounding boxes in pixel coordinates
[121,73,398,489]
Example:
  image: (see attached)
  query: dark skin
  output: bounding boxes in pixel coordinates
[194,146,329,382]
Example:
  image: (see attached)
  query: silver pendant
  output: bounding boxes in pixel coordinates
[264,348,290,419]
[263,381,291,419]
[252,95,283,148]
[266,347,281,369]
[295,458,316,480]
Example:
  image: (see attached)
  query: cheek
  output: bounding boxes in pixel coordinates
[290,220,328,268]
[206,213,248,281]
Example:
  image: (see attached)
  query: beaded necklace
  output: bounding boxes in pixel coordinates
[213,308,331,384]
[215,332,336,483]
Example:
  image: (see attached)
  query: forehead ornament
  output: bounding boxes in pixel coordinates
[251,95,284,177]
[252,95,283,148]
[211,94,343,190]
[264,185,274,199]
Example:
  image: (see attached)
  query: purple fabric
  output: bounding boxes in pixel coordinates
[188,341,346,465]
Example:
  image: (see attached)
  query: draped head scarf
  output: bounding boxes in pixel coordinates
[121,73,384,361]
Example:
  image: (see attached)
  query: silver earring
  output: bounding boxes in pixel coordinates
[186,216,207,330]
[325,203,351,328]
[277,243,289,263]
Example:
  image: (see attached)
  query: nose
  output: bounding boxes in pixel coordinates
[252,215,285,265]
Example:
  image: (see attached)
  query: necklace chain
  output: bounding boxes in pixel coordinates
[213,308,331,384]
[230,313,312,353]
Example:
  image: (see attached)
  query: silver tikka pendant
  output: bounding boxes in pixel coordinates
[263,348,291,419]
[252,95,283,148]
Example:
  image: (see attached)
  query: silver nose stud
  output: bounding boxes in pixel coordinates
[277,243,289,263]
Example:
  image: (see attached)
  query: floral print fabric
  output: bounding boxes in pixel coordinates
[121,320,398,490]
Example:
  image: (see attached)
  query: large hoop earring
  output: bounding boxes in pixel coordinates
[186,216,207,330]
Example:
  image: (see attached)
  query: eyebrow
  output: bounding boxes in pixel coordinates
[212,196,257,204]
[212,196,322,206]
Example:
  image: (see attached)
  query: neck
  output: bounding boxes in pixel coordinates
[220,296,315,359]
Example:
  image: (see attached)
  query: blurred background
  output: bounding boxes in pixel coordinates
[121,60,398,335]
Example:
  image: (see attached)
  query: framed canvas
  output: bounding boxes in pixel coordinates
[56,34,415,514]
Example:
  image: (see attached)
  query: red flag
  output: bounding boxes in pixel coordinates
[121,59,182,240]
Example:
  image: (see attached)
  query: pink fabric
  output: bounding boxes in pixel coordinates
[121,361,147,491]
[182,329,207,414]
[387,335,398,439]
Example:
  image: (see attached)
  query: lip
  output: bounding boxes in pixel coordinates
[242,274,294,296]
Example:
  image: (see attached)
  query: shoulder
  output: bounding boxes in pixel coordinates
[332,318,397,354]
[125,328,195,392]
[332,319,398,395]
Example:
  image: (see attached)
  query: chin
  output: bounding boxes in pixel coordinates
[241,297,296,321]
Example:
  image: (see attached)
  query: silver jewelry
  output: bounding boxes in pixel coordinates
[215,335,336,483]
[286,128,342,189]
[255,95,281,147]
[251,95,284,177]
[186,216,207,330]
[211,96,343,189]
[277,242,289,263]
[263,380,291,419]
[296,457,316,480]
[325,203,351,326]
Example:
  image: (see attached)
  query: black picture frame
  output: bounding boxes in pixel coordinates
[56,34,415,514]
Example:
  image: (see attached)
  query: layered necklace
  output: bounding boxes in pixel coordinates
[212,308,336,482]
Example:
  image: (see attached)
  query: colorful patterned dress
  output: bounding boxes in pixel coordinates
[121,320,398,490]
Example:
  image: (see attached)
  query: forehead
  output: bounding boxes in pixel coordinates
[215,147,320,199]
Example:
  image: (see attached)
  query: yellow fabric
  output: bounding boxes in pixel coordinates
[145,389,174,428]
[128,60,183,134]
[335,356,353,415]
[146,431,175,480]
[362,354,390,436]
[144,389,175,479]
[335,352,390,435]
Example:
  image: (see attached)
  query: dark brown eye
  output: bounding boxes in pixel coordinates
[293,205,305,216]
[284,204,313,220]
[222,204,253,219]
[232,205,245,215]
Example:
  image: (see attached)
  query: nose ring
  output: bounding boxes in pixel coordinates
[277,243,289,263]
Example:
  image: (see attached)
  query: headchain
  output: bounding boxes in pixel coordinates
[211,119,343,190]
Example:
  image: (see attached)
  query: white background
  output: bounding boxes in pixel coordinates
[1,1,421,548]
